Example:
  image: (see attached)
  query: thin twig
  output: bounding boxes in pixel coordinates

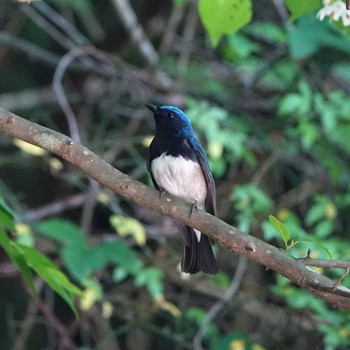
[298,258,350,270]
[0,31,62,67]
[277,180,323,209]
[111,0,158,66]
[159,3,185,54]
[53,46,116,143]
[332,267,350,292]
[193,256,248,350]
[0,9,26,63]
[251,153,281,185]
[21,5,76,51]
[177,1,198,76]
[0,31,109,74]
[0,86,56,111]
[53,47,85,143]
[24,193,87,221]
[80,187,98,236]
[32,295,77,350]
[31,1,89,46]
[272,0,290,22]
[12,302,38,350]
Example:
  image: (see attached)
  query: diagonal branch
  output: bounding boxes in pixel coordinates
[1,108,350,310]
[111,0,158,66]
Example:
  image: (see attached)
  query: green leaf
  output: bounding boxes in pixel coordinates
[0,228,35,291]
[17,244,83,316]
[306,199,327,226]
[246,22,287,43]
[269,215,291,247]
[209,271,231,289]
[0,229,82,316]
[314,220,334,238]
[220,33,260,62]
[61,243,106,281]
[278,93,304,116]
[97,241,141,272]
[285,0,322,21]
[198,0,252,46]
[37,219,85,246]
[134,267,164,299]
[61,240,142,282]
[0,198,16,231]
[288,16,350,59]
[110,215,146,246]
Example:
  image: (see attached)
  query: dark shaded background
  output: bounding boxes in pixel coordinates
[1,0,350,349]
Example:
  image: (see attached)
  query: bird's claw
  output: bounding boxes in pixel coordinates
[159,188,168,198]
[188,199,198,217]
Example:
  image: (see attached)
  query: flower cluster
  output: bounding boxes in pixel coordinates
[317,0,350,26]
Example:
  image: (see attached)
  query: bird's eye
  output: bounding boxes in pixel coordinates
[167,112,174,118]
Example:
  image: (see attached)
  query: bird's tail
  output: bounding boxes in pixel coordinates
[180,226,218,275]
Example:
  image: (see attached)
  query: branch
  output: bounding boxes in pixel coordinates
[111,0,158,66]
[193,256,248,350]
[1,109,350,310]
[298,257,350,270]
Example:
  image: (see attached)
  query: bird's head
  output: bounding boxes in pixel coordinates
[146,104,193,137]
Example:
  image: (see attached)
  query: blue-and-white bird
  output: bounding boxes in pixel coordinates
[146,104,218,274]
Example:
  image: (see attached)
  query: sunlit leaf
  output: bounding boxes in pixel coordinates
[207,141,223,159]
[110,215,146,246]
[15,223,34,247]
[155,294,181,318]
[13,138,46,156]
[142,135,154,148]
[285,0,321,21]
[102,301,113,319]
[48,157,64,172]
[80,280,103,311]
[269,215,290,247]
[198,0,252,46]
[96,192,111,205]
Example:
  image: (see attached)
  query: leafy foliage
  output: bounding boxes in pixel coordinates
[285,0,322,20]
[198,0,252,46]
[38,218,164,299]
[0,200,82,316]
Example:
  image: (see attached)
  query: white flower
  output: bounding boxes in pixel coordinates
[316,0,350,26]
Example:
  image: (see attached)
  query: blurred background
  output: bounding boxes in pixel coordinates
[1,0,350,349]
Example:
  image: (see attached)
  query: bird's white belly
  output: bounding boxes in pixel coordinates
[151,153,207,208]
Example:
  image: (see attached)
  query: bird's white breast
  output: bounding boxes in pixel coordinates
[151,153,207,208]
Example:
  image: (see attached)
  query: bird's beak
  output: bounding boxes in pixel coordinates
[145,104,158,113]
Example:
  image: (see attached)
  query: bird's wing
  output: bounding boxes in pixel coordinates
[187,137,216,216]
[147,152,160,190]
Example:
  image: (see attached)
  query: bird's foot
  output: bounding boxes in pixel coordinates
[188,199,198,217]
[159,188,168,199]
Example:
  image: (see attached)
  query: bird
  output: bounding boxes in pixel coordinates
[146,104,218,274]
